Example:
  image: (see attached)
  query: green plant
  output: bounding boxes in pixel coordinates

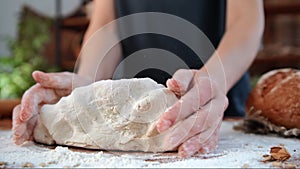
[0,7,59,99]
[250,75,260,89]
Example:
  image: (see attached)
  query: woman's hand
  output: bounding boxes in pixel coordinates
[12,71,91,145]
[156,69,228,157]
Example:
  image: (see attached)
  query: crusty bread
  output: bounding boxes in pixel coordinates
[246,68,300,129]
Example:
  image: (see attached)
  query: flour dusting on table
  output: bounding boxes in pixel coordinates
[1,121,299,168]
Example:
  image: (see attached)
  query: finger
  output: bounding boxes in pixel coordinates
[176,95,227,157]
[13,105,40,145]
[14,134,29,145]
[54,89,72,97]
[157,77,215,133]
[33,71,93,90]
[164,95,226,149]
[26,114,38,135]
[183,95,225,142]
[178,122,221,158]
[13,105,25,137]
[23,115,38,142]
[32,71,73,89]
[20,84,59,122]
[163,109,209,149]
[12,105,28,144]
[12,105,21,126]
[166,69,197,96]
[198,129,219,154]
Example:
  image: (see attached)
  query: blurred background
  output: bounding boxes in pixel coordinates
[0,0,90,101]
[0,0,300,117]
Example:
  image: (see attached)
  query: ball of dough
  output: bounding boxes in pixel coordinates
[33,78,179,152]
[246,68,300,129]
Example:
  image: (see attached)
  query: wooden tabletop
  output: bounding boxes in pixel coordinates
[0,119,12,130]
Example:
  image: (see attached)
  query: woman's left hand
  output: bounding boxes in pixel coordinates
[156,69,228,158]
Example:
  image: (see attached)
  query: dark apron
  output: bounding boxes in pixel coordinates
[114,0,250,117]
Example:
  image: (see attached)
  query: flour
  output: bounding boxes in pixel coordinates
[1,121,299,168]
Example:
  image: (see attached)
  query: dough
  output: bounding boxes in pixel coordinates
[33,78,179,152]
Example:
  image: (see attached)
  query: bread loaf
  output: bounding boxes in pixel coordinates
[241,69,300,136]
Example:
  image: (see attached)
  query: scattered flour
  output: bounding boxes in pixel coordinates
[1,121,299,168]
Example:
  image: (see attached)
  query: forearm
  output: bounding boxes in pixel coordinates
[78,28,122,81]
[77,0,122,81]
[199,0,264,94]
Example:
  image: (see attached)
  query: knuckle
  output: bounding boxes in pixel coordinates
[176,69,188,74]
[12,105,20,114]
[174,69,195,79]
[224,96,229,108]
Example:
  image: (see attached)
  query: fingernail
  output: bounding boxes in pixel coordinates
[167,79,177,87]
[157,119,172,132]
[20,112,27,121]
[20,110,30,121]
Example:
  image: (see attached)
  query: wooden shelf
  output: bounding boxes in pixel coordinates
[0,119,12,130]
[0,99,21,119]
[250,49,300,75]
[264,0,300,15]
[62,17,89,28]
[251,1,300,75]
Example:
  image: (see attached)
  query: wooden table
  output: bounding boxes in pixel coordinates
[1,118,299,168]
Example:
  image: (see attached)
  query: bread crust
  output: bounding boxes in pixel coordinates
[246,69,300,129]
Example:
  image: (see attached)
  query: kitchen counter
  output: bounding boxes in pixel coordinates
[0,119,299,168]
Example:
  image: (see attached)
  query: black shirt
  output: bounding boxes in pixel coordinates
[114,0,250,117]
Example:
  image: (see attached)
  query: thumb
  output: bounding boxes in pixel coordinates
[167,69,197,96]
[32,71,73,90]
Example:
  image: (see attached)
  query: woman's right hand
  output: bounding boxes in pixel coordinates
[13,71,92,145]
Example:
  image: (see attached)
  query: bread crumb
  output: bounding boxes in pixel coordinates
[73,163,80,167]
[272,161,282,167]
[21,162,34,168]
[283,163,297,169]
[262,154,273,162]
[39,162,46,167]
[0,161,7,168]
[258,146,263,148]
[262,146,292,163]
[0,162,7,165]
[242,163,249,168]
[270,146,291,161]
[47,161,57,164]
